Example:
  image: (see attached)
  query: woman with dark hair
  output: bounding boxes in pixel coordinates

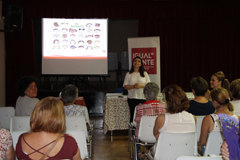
[123,56,151,122]
[15,97,81,160]
[147,85,196,158]
[187,76,215,115]
[198,87,239,155]
[15,76,39,116]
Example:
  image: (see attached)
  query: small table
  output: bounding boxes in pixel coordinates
[103,93,130,134]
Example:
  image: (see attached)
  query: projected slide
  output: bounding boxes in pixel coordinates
[42,18,107,59]
[41,18,108,75]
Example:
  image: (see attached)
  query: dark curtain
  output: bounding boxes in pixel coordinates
[2,0,240,106]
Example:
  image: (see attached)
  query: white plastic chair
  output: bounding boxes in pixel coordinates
[0,106,15,130]
[196,116,204,141]
[11,130,26,150]
[176,156,223,160]
[203,131,224,156]
[154,132,196,160]
[10,116,31,132]
[134,116,157,160]
[67,130,89,160]
[65,116,93,158]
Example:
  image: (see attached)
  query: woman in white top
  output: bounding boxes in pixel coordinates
[199,87,239,154]
[148,85,196,158]
[123,56,150,122]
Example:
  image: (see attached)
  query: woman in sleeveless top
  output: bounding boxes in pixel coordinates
[148,85,196,158]
[15,97,81,160]
[199,87,240,155]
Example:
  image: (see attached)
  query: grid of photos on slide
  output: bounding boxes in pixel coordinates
[52,21,101,50]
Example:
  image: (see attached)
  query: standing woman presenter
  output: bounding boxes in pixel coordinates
[123,56,151,122]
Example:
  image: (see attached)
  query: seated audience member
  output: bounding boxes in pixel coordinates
[15,97,81,160]
[134,82,165,160]
[198,87,239,154]
[230,79,240,115]
[15,76,39,116]
[187,76,215,115]
[60,84,89,124]
[135,82,166,139]
[205,71,230,100]
[147,85,196,158]
[0,128,15,160]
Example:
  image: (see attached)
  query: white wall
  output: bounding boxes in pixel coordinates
[0,0,6,106]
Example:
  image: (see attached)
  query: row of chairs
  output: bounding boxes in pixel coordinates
[129,115,223,160]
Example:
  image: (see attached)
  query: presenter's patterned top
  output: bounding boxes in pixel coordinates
[0,128,13,159]
[64,104,87,122]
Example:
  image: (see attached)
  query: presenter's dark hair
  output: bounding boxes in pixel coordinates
[190,76,209,96]
[16,76,38,96]
[129,56,146,77]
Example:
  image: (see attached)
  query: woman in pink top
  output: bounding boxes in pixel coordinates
[134,82,166,139]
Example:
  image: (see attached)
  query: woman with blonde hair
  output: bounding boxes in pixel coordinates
[198,87,239,155]
[15,97,81,160]
[205,71,230,100]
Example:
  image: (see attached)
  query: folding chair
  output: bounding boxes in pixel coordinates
[66,116,93,158]
[128,107,137,158]
[67,130,89,160]
[10,116,31,132]
[133,116,157,160]
[0,106,15,130]
[196,116,204,141]
[203,131,224,156]
[153,132,196,160]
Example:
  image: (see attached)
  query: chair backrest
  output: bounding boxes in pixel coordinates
[0,106,15,130]
[83,107,90,125]
[138,116,157,143]
[203,131,224,156]
[154,132,196,160]
[66,130,89,159]
[176,156,223,160]
[11,131,26,150]
[65,116,88,139]
[121,51,129,71]
[108,52,118,71]
[196,116,204,141]
[10,116,31,132]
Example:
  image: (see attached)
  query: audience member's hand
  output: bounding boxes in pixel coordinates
[221,140,230,160]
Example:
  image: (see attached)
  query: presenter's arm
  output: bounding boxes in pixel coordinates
[134,72,151,89]
[123,72,135,90]
[124,85,135,90]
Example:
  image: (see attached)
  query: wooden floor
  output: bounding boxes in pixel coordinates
[90,116,132,160]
